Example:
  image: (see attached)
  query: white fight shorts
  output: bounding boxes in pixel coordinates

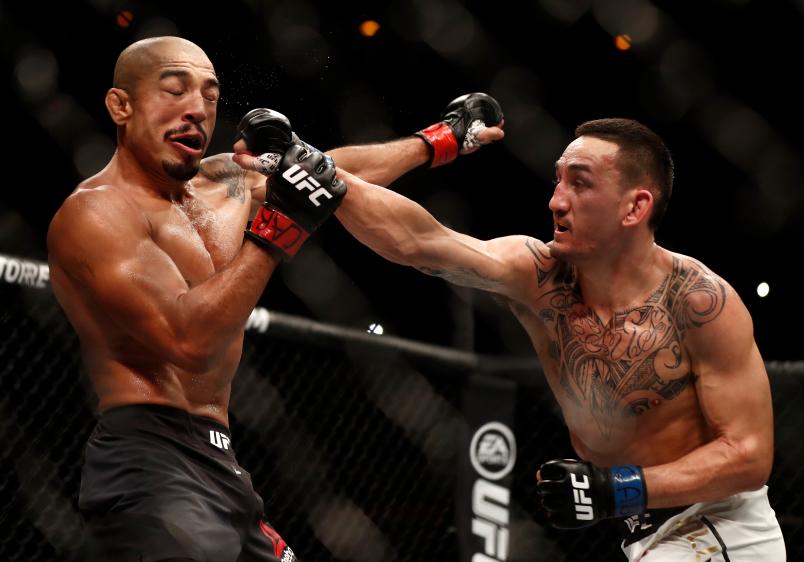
[621,486,785,561]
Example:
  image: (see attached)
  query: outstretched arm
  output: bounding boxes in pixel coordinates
[329,92,504,186]
[326,137,430,187]
[335,169,538,302]
[238,92,505,208]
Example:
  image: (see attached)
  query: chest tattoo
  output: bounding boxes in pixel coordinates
[527,242,726,437]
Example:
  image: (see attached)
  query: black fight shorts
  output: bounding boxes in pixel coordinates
[78,404,296,562]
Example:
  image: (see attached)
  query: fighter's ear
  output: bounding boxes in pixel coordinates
[622,188,653,227]
[105,88,132,125]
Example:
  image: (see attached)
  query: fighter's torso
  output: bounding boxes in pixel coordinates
[509,245,725,467]
[148,155,252,281]
[54,155,257,422]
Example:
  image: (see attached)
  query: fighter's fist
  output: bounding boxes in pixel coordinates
[415,92,504,167]
[245,141,345,260]
[234,108,293,172]
[536,459,647,530]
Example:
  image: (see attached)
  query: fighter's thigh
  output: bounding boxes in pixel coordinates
[82,511,202,562]
[83,506,242,562]
[639,514,785,561]
[637,517,726,560]
[237,517,297,562]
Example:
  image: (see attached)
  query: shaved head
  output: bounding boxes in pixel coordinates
[106,36,219,182]
[113,36,212,94]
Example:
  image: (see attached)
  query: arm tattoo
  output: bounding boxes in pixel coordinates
[525,238,575,288]
[199,159,248,203]
[541,256,726,438]
[416,266,501,291]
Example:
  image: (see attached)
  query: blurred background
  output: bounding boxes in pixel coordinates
[2,2,804,561]
[2,0,802,359]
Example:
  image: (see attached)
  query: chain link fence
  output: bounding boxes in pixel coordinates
[1,254,801,561]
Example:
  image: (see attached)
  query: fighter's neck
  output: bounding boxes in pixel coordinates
[107,149,191,201]
[574,243,665,316]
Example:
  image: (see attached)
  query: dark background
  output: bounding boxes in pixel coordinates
[1,0,802,359]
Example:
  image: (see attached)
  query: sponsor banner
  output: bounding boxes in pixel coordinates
[458,374,517,562]
[0,254,49,289]
[0,253,272,333]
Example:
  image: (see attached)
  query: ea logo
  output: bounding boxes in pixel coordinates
[469,422,516,480]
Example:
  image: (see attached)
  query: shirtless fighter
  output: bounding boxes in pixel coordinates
[325,116,786,560]
[46,36,348,561]
[47,36,504,562]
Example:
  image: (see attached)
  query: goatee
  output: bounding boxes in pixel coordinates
[163,160,200,181]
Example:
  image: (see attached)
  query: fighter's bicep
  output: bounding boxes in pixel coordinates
[51,196,188,339]
[688,292,772,440]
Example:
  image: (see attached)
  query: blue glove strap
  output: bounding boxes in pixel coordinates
[610,465,647,517]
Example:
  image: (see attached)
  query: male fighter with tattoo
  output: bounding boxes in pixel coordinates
[326,116,786,560]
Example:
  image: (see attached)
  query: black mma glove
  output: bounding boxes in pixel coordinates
[537,459,647,530]
[234,107,295,166]
[415,92,504,167]
[235,108,346,260]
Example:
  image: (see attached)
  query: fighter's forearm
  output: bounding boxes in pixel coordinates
[334,169,447,268]
[327,137,429,187]
[334,170,516,295]
[171,243,279,369]
[644,435,771,508]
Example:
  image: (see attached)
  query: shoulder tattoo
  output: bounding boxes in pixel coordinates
[525,239,575,288]
[663,257,727,334]
[199,158,247,203]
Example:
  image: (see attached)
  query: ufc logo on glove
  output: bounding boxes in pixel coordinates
[571,473,594,521]
[282,164,333,207]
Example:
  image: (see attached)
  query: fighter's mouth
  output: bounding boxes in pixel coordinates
[555,223,569,233]
[169,135,204,150]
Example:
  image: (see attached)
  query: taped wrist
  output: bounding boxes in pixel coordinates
[415,122,459,167]
[609,465,647,518]
[245,205,309,260]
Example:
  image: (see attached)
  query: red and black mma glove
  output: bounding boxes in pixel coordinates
[235,108,346,260]
[249,144,345,259]
[415,92,504,167]
[536,459,647,530]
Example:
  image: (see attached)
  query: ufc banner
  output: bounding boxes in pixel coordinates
[457,374,517,562]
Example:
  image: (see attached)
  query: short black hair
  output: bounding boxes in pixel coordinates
[575,118,674,231]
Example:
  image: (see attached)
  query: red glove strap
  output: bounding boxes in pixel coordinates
[418,122,459,167]
[248,206,309,258]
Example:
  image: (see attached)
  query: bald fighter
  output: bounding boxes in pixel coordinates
[329,118,786,560]
[48,36,505,561]
[47,36,347,562]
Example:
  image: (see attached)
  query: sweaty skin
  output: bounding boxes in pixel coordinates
[49,153,261,424]
[47,37,444,428]
[46,38,271,425]
[333,135,774,509]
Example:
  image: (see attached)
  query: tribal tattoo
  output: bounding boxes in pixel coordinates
[529,246,726,438]
[417,265,503,291]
